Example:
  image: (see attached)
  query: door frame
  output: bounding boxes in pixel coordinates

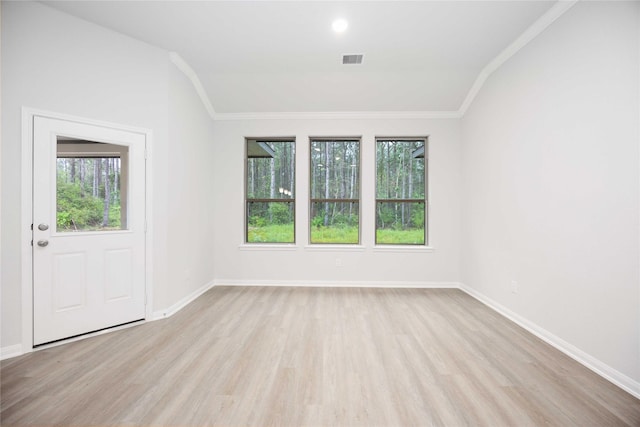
[21,108,154,352]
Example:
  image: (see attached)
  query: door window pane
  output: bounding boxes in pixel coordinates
[56,139,128,232]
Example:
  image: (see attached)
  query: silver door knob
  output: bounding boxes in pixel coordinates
[38,224,49,231]
[37,240,49,247]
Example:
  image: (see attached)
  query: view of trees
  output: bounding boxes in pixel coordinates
[310,139,360,244]
[376,139,426,244]
[245,137,427,245]
[58,138,425,242]
[246,140,295,243]
[56,157,123,231]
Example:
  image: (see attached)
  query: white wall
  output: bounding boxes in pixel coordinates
[162,62,216,310]
[0,1,216,350]
[461,0,640,387]
[212,118,462,286]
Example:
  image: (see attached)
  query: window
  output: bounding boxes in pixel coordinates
[245,138,295,243]
[56,139,128,232]
[375,138,427,245]
[310,138,360,244]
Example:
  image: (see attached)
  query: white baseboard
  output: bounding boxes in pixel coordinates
[151,280,216,321]
[460,283,640,400]
[1,344,23,361]
[214,279,461,289]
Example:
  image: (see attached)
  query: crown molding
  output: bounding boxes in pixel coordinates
[168,52,217,120]
[458,0,578,116]
[212,110,461,121]
[171,1,578,122]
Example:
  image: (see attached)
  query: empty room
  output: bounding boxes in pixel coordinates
[1,0,639,425]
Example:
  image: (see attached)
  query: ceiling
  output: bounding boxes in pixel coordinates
[43,1,557,115]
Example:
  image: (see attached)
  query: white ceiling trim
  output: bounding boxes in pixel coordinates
[458,0,578,116]
[169,52,217,119]
[214,111,462,121]
[171,1,577,122]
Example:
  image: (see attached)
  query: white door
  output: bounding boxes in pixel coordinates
[32,116,146,346]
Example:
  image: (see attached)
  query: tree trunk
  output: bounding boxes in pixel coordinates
[70,158,76,183]
[280,144,285,195]
[407,145,414,227]
[270,158,276,199]
[386,142,391,198]
[269,157,276,221]
[93,159,100,197]
[102,158,110,227]
[249,160,255,198]
[401,146,407,226]
[349,144,356,217]
[79,158,86,197]
[324,143,330,226]
[289,143,295,196]
[113,158,119,205]
[332,144,338,221]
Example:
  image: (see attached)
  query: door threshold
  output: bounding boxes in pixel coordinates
[33,319,145,351]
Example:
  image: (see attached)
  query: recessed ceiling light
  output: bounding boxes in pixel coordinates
[332,19,348,33]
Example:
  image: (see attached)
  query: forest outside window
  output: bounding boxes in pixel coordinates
[310,138,360,244]
[376,138,427,245]
[245,138,295,243]
[56,140,128,232]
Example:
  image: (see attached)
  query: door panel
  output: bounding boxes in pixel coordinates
[104,248,133,301]
[33,116,146,346]
[53,252,87,311]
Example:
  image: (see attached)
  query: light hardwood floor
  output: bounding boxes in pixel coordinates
[1,286,639,426]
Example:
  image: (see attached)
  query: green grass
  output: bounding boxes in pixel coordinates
[376,228,425,245]
[248,224,294,243]
[247,224,425,245]
[310,226,359,244]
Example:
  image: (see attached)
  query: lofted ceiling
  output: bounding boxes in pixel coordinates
[43,1,559,115]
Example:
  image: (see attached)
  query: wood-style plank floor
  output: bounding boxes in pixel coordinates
[1,286,639,426]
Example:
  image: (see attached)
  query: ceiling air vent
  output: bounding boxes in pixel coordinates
[342,54,364,65]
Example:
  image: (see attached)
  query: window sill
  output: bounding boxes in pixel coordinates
[372,245,434,253]
[304,245,366,252]
[237,244,433,253]
[239,244,298,251]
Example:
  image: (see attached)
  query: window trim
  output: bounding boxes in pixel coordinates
[308,137,362,245]
[374,136,428,246]
[244,137,296,244]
